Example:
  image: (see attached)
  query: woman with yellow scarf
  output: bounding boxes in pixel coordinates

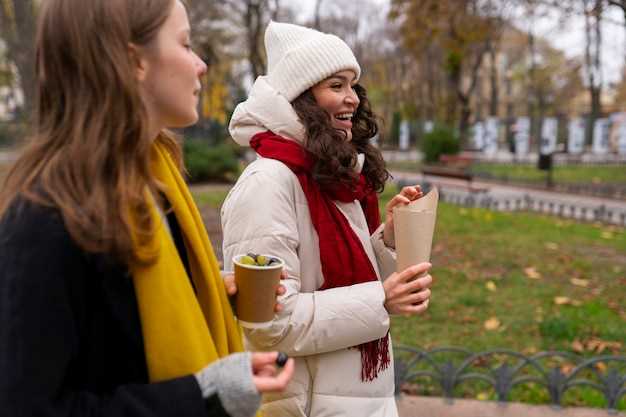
[0,1,293,416]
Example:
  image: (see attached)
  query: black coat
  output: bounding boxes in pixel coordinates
[0,200,230,417]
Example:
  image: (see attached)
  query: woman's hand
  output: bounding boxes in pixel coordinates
[383,185,423,248]
[250,352,295,393]
[383,262,433,315]
[224,270,287,312]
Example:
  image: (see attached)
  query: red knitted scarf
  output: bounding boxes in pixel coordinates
[250,130,390,381]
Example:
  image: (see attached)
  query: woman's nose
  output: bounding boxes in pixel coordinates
[196,54,208,76]
[345,88,359,106]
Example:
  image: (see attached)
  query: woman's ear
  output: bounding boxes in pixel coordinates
[128,43,148,82]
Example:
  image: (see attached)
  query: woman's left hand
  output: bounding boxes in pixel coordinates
[224,270,287,312]
[383,185,423,248]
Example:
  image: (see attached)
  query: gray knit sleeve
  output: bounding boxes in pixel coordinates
[194,352,261,417]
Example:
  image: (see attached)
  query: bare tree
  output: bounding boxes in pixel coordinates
[222,0,295,79]
[488,39,500,117]
[583,0,603,145]
[0,0,37,119]
[313,0,324,30]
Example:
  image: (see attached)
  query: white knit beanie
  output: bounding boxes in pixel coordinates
[264,21,361,102]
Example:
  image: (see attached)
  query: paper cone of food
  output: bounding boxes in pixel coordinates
[393,187,439,272]
[233,254,283,328]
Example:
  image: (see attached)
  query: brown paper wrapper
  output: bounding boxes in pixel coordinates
[233,254,283,328]
[393,187,439,272]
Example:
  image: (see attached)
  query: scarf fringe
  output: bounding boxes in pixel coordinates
[359,333,391,382]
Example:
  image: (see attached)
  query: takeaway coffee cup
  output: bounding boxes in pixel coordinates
[394,187,439,275]
[232,254,284,328]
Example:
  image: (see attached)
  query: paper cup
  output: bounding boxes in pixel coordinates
[394,208,437,273]
[233,254,283,328]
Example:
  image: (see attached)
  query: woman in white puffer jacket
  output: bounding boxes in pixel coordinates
[221,21,434,417]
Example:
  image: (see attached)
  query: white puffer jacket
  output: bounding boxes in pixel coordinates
[222,77,398,417]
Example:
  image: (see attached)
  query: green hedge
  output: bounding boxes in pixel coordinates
[0,122,26,148]
[421,124,460,163]
[184,139,240,183]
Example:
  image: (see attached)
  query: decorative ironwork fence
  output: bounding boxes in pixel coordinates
[473,172,626,201]
[425,185,626,227]
[394,346,626,414]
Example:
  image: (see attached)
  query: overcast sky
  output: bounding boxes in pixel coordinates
[287,0,626,86]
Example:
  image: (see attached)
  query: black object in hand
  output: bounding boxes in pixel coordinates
[276,352,288,367]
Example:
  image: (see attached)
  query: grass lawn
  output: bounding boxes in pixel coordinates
[194,183,625,408]
[379,185,625,353]
[386,160,626,186]
[472,162,626,185]
[379,184,626,408]
[191,186,230,208]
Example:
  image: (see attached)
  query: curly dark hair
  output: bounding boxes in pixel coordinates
[291,84,390,193]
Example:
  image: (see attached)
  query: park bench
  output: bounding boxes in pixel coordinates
[421,154,488,192]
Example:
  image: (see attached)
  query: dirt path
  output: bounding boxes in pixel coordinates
[198,203,224,266]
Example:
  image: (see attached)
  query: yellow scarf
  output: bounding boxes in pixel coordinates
[131,142,243,382]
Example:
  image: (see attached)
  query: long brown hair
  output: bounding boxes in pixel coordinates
[0,0,181,264]
[292,84,389,193]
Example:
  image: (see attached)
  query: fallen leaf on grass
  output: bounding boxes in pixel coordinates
[545,242,559,250]
[570,278,589,287]
[553,296,582,306]
[485,281,497,292]
[461,316,477,324]
[586,339,622,354]
[554,296,571,305]
[484,317,501,331]
[524,267,542,280]
[591,287,604,296]
[476,392,489,401]
[595,362,607,372]
[601,231,613,239]
[523,346,537,355]
[560,363,575,374]
[572,340,585,353]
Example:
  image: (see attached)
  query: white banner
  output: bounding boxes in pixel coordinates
[540,118,558,155]
[514,117,530,156]
[484,117,499,155]
[568,118,585,154]
[472,122,485,150]
[619,122,626,155]
[399,120,410,150]
[592,118,610,154]
[609,112,626,155]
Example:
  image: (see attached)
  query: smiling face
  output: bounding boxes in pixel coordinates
[310,70,360,141]
[136,1,207,133]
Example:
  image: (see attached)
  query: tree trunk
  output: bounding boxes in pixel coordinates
[583,0,603,146]
[488,40,499,117]
[527,20,539,151]
[0,0,37,120]
[313,0,324,30]
[245,0,266,79]
[459,97,472,146]
[445,66,460,127]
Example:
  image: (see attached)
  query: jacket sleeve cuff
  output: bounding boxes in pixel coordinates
[194,352,261,417]
[370,223,397,280]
